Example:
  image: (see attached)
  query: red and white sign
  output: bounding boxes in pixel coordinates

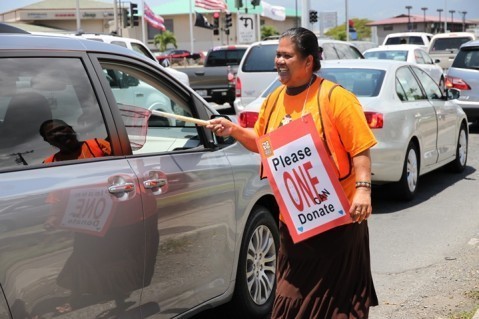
[256,113,352,243]
[60,187,114,237]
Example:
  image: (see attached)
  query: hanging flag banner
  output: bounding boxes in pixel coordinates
[194,11,214,29]
[261,1,286,21]
[144,1,166,31]
[256,113,352,243]
[195,0,227,11]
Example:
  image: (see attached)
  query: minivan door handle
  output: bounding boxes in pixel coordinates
[108,182,135,194]
[143,178,167,189]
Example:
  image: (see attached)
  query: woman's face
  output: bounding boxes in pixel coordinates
[275,37,312,87]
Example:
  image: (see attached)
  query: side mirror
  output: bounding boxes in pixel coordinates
[434,59,441,64]
[447,88,461,100]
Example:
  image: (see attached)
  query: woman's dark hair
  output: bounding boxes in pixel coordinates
[279,27,321,72]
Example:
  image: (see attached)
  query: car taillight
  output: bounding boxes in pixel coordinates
[239,111,258,128]
[235,77,242,97]
[364,112,383,129]
[445,76,471,90]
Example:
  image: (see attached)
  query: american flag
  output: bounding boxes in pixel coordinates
[194,0,227,11]
[144,1,166,31]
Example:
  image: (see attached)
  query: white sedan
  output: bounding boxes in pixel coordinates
[239,59,468,200]
[363,44,445,89]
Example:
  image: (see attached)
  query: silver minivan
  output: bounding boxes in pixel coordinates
[0,32,279,319]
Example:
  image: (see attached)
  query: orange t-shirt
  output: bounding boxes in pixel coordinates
[254,77,377,204]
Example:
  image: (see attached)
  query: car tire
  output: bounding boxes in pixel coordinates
[447,123,468,173]
[395,141,419,201]
[229,205,279,318]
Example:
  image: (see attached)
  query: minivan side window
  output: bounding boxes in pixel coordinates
[0,58,110,170]
[100,63,201,154]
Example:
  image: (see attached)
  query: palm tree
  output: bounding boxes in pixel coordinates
[153,31,177,52]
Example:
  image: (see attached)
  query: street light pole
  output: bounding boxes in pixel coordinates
[421,7,427,32]
[461,11,467,32]
[437,8,443,33]
[449,10,455,32]
[405,5,412,31]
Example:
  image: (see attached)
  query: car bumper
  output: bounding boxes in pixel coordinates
[370,142,406,183]
[453,100,479,121]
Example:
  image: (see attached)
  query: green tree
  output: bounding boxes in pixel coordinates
[261,25,279,40]
[153,31,178,52]
[325,18,372,41]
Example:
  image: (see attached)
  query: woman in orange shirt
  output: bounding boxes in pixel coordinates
[208,27,378,318]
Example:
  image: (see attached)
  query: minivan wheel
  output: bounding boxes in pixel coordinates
[229,205,279,318]
[395,142,419,201]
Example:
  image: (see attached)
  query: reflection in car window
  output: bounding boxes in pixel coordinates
[396,66,426,101]
[100,63,202,154]
[0,58,109,170]
[411,66,442,100]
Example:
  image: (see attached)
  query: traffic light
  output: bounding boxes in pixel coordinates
[251,0,260,7]
[213,12,220,28]
[235,0,243,9]
[213,12,219,35]
[309,10,318,24]
[130,3,139,27]
[225,13,232,29]
[122,8,130,28]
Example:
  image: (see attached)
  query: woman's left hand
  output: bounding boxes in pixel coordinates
[349,188,372,223]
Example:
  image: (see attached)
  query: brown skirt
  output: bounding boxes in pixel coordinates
[271,221,378,319]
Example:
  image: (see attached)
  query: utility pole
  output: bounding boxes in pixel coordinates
[421,7,427,32]
[449,10,455,32]
[405,6,412,31]
[301,0,309,29]
[460,11,467,32]
[437,9,443,33]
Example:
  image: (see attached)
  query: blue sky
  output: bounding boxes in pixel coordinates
[1,0,478,22]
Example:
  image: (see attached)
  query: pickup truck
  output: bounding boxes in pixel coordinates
[176,45,248,108]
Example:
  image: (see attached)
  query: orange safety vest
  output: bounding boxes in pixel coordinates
[43,139,107,163]
[259,78,352,181]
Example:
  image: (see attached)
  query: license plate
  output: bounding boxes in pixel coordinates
[196,90,207,97]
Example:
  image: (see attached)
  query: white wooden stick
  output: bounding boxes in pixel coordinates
[151,110,210,126]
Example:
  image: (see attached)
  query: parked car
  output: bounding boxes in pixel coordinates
[428,32,476,70]
[363,44,445,88]
[179,45,249,108]
[0,33,280,319]
[382,32,433,49]
[155,48,194,65]
[445,39,479,123]
[239,60,468,200]
[233,38,364,114]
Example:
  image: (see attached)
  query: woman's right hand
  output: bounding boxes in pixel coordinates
[207,118,235,137]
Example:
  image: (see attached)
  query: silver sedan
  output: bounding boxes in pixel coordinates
[239,59,468,200]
